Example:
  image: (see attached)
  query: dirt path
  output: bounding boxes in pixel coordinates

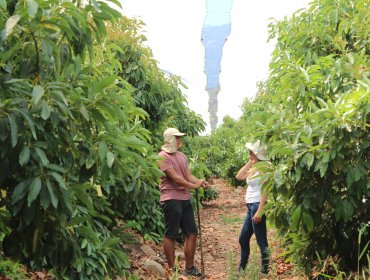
[195,179,246,279]
[128,179,300,279]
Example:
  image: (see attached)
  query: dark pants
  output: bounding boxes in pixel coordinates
[239,202,269,273]
[161,199,198,239]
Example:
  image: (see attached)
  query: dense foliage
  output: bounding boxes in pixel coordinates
[191,0,370,275]
[261,0,369,272]
[187,116,246,186]
[0,0,204,278]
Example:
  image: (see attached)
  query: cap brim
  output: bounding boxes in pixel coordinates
[256,154,269,161]
[173,133,186,136]
[245,142,253,150]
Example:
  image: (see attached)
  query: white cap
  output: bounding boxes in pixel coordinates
[163,128,186,139]
[161,128,186,153]
[245,140,269,161]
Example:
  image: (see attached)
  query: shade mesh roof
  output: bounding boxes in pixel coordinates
[201,0,233,130]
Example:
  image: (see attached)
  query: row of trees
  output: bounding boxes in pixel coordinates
[1,0,368,278]
[189,0,369,276]
[0,0,204,278]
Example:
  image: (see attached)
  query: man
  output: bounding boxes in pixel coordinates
[158,127,207,277]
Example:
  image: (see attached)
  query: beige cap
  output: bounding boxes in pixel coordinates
[245,140,269,161]
[161,128,186,153]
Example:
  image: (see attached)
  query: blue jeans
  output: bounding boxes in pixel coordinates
[239,202,269,273]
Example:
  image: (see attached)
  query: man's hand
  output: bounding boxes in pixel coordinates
[194,179,205,188]
[201,181,210,189]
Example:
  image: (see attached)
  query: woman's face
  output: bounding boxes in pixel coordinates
[249,150,259,161]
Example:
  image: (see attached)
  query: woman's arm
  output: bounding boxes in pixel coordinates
[252,193,267,224]
[236,159,257,180]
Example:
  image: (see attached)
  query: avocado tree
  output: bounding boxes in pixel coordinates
[0,0,196,278]
[244,0,369,273]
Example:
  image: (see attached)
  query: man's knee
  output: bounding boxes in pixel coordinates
[187,232,197,238]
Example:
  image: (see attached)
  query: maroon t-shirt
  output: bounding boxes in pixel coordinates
[158,150,190,202]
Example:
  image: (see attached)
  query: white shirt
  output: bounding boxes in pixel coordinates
[245,172,262,203]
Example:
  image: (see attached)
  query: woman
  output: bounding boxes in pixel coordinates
[236,140,269,275]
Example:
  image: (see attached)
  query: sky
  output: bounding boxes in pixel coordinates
[119,0,311,133]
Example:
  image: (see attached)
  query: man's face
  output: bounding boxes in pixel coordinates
[175,136,183,149]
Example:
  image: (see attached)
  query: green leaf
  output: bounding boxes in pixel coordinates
[96,76,116,92]
[124,180,136,193]
[73,184,95,213]
[107,151,114,168]
[60,188,72,211]
[8,116,18,147]
[98,142,108,161]
[28,177,42,206]
[41,103,51,120]
[27,0,38,18]
[81,239,88,249]
[79,226,100,245]
[299,66,310,82]
[12,181,28,204]
[1,15,21,40]
[346,171,354,187]
[14,108,37,139]
[19,146,30,166]
[122,136,148,152]
[0,0,6,9]
[306,154,314,169]
[302,211,314,232]
[316,96,328,109]
[79,105,89,121]
[301,135,312,146]
[291,205,302,230]
[105,0,122,9]
[46,163,66,173]
[319,162,328,177]
[85,153,95,169]
[303,125,312,137]
[40,187,50,209]
[48,172,67,190]
[341,200,353,222]
[32,85,45,105]
[35,147,49,166]
[46,179,58,208]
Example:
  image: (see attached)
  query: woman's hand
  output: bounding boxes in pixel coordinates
[236,159,257,180]
[248,157,257,165]
[252,211,262,224]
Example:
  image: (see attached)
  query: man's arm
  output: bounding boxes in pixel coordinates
[164,168,203,189]
[186,169,208,188]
